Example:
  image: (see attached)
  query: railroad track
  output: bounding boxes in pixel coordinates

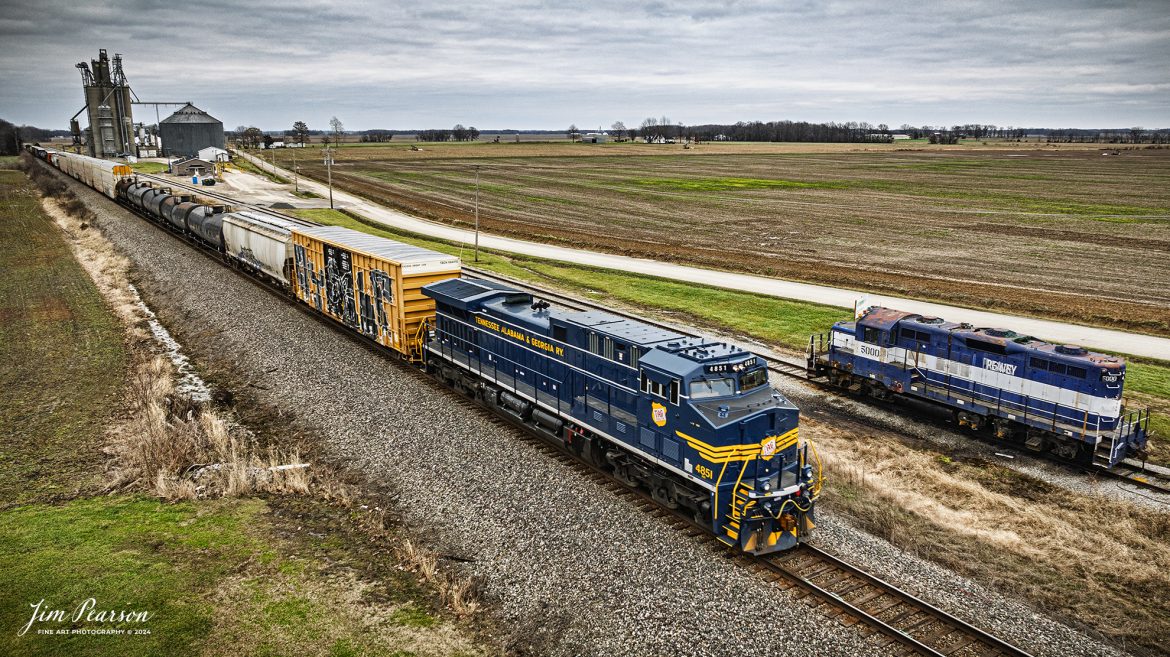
[91,165,1044,655]
[441,379,1035,657]
[135,170,1170,496]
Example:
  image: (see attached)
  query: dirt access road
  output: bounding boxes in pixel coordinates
[237,150,1170,360]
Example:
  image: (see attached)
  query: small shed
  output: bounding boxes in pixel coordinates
[199,146,229,162]
[172,157,214,177]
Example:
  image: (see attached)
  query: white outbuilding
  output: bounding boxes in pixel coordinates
[198,146,230,163]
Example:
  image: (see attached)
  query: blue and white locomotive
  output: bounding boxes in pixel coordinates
[424,278,821,553]
[808,307,1149,467]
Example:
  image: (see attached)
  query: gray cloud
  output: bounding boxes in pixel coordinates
[0,0,1167,130]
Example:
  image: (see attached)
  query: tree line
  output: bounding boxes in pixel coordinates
[224,116,1169,148]
[572,118,1170,144]
[416,125,481,142]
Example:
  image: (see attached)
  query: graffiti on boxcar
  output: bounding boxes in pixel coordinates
[358,269,395,341]
[323,244,358,327]
[293,244,323,311]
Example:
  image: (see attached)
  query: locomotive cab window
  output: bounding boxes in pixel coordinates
[860,327,883,344]
[900,328,931,346]
[740,368,767,392]
[642,373,665,398]
[691,377,735,399]
[552,325,567,342]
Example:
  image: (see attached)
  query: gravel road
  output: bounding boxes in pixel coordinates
[70,181,891,655]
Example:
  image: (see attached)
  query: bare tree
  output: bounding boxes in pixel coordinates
[567,124,579,141]
[640,117,658,141]
[243,126,263,148]
[452,124,468,141]
[611,121,626,141]
[329,116,344,146]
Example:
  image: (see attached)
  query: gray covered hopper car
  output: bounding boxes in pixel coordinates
[222,211,298,285]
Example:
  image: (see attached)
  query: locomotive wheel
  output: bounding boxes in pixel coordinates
[651,485,679,509]
[615,466,638,488]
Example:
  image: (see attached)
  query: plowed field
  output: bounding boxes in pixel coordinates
[269,142,1170,335]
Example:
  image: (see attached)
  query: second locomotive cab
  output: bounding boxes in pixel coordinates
[808,307,1149,467]
[425,278,822,554]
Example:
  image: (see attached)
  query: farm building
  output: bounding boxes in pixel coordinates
[171,157,214,177]
[160,103,225,158]
[581,132,609,143]
[198,146,229,162]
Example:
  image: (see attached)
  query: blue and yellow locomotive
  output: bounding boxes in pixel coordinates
[424,278,821,553]
[809,307,1149,467]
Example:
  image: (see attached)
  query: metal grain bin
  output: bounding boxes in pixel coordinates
[291,225,461,359]
[185,205,227,250]
[222,211,297,285]
[169,201,200,231]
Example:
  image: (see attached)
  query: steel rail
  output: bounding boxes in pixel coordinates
[765,545,1034,657]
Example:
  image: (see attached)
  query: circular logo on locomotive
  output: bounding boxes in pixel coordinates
[651,402,667,427]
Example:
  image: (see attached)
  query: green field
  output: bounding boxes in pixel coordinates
[0,167,125,505]
[129,161,168,174]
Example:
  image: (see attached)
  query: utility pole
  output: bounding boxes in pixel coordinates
[474,165,480,262]
[324,147,334,209]
[292,147,298,192]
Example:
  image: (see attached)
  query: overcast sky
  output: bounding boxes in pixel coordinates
[1,0,1167,131]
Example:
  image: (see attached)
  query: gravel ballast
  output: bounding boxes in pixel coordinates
[72,182,892,656]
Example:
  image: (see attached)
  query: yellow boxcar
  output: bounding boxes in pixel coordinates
[290,225,461,359]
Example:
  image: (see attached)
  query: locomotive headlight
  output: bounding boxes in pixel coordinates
[762,482,771,492]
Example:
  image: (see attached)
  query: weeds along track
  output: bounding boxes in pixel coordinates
[98,169,1043,656]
